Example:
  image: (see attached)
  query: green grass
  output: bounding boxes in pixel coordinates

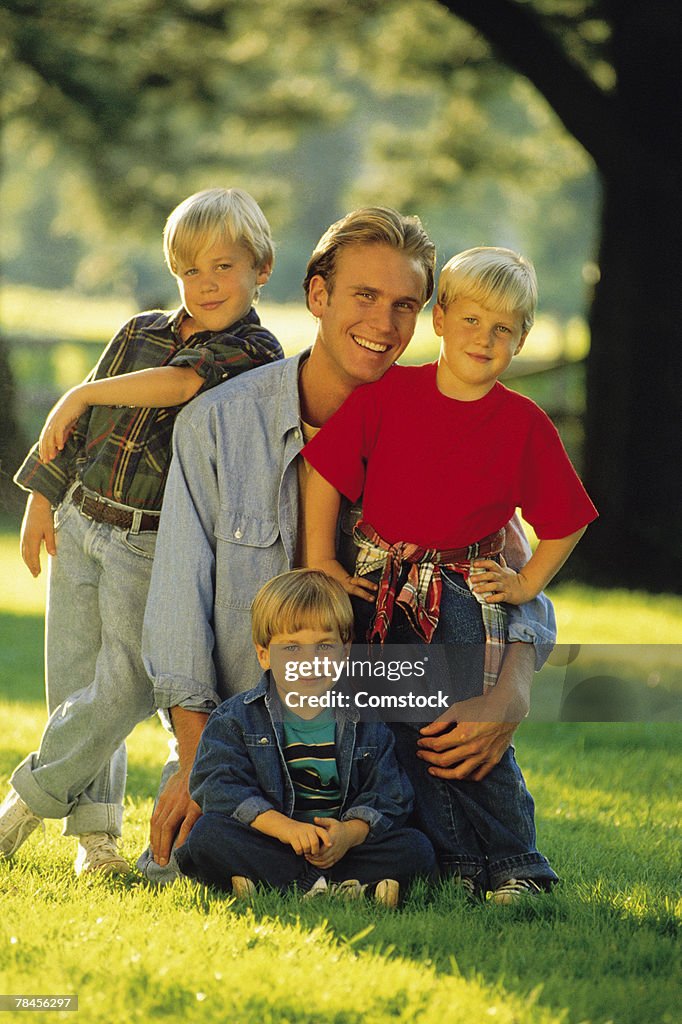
[1,531,680,1023]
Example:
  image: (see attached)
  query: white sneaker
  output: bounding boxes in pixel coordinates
[231,875,256,898]
[74,833,131,876]
[329,878,364,899]
[373,879,400,909]
[302,875,329,899]
[0,789,43,858]
[491,877,545,905]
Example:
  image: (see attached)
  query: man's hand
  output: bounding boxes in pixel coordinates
[20,492,56,578]
[415,642,535,781]
[305,817,369,869]
[150,767,202,866]
[38,389,88,463]
[416,719,518,781]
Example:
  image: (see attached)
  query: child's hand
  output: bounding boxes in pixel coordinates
[279,818,332,857]
[20,491,56,578]
[469,557,536,605]
[313,558,378,604]
[305,817,369,869]
[38,388,89,463]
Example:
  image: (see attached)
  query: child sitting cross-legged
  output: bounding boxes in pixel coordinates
[173,569,436,906]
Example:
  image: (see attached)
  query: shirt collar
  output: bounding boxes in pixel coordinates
[276,348,311,439]
[146,306,262,335]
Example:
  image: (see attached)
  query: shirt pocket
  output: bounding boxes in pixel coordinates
[214,508,284,610]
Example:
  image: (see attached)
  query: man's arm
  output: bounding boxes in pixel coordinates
[142,402,224,863]
[416,641,534,781]
[149,707,208,866]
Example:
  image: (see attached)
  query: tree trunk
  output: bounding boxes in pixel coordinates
[576,2,682,589]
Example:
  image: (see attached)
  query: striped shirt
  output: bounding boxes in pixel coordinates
[283,710,341,823]
[14,307,283,510]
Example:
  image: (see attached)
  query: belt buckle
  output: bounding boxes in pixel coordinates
[79,489,98,521]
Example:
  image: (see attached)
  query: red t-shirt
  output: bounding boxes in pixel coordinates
[303,362,597,549]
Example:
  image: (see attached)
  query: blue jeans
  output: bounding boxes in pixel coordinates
[353,567,557,891]
[174,813,436,892]
[11,498,157,836]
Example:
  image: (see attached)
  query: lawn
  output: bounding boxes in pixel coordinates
[0,528,680,1024]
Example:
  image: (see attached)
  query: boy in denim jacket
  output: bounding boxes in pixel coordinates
[0,188,283,875]
[174,570,436,905]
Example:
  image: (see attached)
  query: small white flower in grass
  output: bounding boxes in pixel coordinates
[486,1008,498,1016]
[10,937,18,944]
[196,993,207,1002]
[214,972,222,981]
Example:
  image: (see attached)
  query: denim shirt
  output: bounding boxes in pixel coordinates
[189,674,414,839]
[142,351,557,714]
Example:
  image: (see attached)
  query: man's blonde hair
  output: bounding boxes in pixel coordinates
[303,207,436,309]
[251,569,354,648]
[437,247,538,333]
[163,188,275,290]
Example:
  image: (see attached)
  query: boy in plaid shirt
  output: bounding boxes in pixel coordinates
[302,247,597,902]
[0,187,283,874]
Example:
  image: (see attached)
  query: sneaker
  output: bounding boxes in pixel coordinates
[329,878,364,899]
[491,877,544,905]
[373,878,400,909]
[231,875,256,898]
[302,875,329,899]
[0,789,43,858]
[454,875,480,903]
[74,833,131,876]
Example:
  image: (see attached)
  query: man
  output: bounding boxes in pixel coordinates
[139,208,556,875]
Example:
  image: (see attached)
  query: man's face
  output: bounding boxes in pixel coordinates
[307,243,426,391]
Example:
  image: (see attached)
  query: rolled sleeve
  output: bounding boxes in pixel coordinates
[169,325,283,392]
[14,430,86,506]
[152,674,220,716]
[341,804,390,840]
[232,794,276,826]
[507,597,557,671]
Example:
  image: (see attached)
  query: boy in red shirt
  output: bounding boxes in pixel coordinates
[302,246,597,902]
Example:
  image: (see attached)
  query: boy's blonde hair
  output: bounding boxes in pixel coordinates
[437,247,538,333]
[251,569,354,648]
[163,188,275,288]
[303,207,436,309]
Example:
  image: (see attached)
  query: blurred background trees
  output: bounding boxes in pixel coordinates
[1,0,678,589]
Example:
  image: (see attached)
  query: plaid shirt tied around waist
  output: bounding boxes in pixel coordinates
[353,520,507,690]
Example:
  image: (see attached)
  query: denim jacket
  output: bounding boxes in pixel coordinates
[142,352,557,715]
[189,674,414,840]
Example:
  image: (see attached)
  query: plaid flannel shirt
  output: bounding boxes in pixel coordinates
[14,307,283,511]
[354,519,507,690]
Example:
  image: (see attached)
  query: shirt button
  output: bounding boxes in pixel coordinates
[234,528,242,539]
[259,737,269,745]
[293,428,301,440]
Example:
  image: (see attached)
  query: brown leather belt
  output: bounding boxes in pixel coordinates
[72,485,161,533]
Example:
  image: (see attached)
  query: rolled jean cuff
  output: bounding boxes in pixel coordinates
[11,755,124,837]
[439,855,487,879]
[11,755,75,820]
[487,852,559,890]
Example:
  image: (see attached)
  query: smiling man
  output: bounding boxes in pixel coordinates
[139,208,556,875]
